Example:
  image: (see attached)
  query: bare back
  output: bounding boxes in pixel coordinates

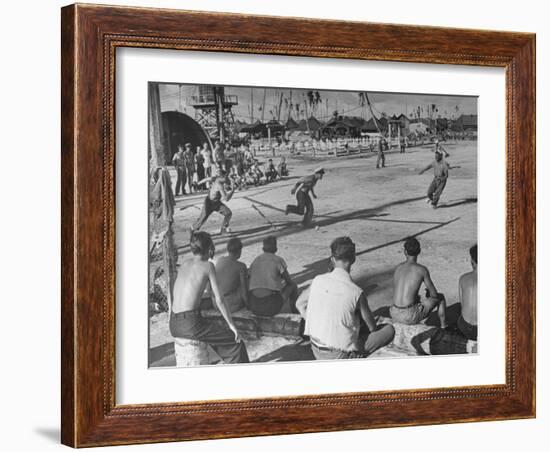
[459,271,477,324]
[172,257,212,313]
[216,256,246,295]
[393,261,432,307]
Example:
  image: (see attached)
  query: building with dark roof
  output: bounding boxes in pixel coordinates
[452,114,478,132]
[320,115,374,137]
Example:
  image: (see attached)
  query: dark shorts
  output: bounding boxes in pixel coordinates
[457,315,478,341]
[248,291,284,317]
[169,309,249,364]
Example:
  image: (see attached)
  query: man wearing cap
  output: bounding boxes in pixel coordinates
[297,236,395,360]
[285,167,325,227]
[172,144,187,196]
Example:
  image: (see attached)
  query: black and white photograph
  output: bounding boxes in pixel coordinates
[148,82,479,368]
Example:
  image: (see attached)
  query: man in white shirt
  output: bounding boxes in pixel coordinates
[297,236,395,360]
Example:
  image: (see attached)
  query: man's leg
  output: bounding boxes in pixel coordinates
[186,165,194,193]
[181,167,187,195]
[427,177,438,201]
[217,202,233,233]
[376,153,381,168]
[175,167,183,195]
[196,319,250,364]
[432,178,447,206]
[381,152,386,167]
[363,324,395,355]
[205,167,212,188]
[286,191,306,215]
[192,197,212,231]
[421,293,448,328]
[302,193,314,226]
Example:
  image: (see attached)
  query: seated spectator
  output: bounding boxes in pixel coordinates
[278,157,289,178]
[457,245,478,340]
[170,231,249,364]
[251,160,264,184]
[215,238,248,313]
[297,236,395,359]
[265,159,278,182]
[248,236,298,316]
[390,237,448,327]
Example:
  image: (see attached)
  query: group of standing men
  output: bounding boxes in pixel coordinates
[171,142,214,196]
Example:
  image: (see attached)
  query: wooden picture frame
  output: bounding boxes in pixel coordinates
[61,3,536,447]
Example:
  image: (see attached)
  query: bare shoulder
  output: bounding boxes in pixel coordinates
[179,257,194,269]
[204,260,216,274]
[417,263,431,276]
[394,262,405,273]
[460,271,476,285]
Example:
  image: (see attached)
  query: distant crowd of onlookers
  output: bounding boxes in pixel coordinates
[171,141,289,196]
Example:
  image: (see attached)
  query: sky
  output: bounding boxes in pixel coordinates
[158,83,477,123]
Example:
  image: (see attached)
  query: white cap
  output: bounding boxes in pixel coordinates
[314,166,325,174]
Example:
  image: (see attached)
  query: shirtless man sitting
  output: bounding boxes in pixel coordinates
[214,237,248,313]
[457,245,478,340]
[390,237,448,328]
[192,171,235,234]
[169,231,249,364]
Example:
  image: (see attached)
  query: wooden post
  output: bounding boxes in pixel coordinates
[148,82,178,310]
[149,83,166,167]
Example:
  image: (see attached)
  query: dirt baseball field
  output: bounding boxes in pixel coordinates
[171,140,477,317]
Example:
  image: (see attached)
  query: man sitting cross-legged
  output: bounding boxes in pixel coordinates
[214,237,248,313]
[457,245,478,341]
[248,236,298,316]
[390,237,448,328]
[297,236,395,360]
[170,231,249,364]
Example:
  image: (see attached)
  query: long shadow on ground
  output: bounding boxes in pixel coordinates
[437,197,477,209]
[290,217,460,287]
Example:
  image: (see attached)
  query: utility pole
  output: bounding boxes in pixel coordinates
[365,92,382,135]
[261,88,267,122]
[214,87,225,142]
[250,88,254,123]
[287,90,293,121]
[277,92,284,122]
